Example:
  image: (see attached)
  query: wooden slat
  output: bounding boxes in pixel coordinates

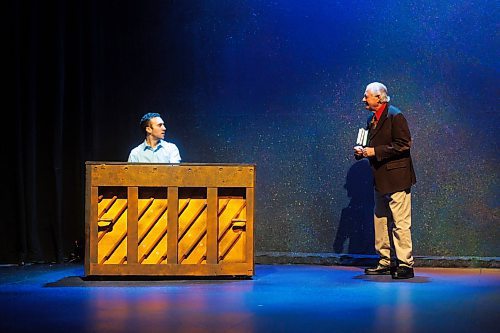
[138,199,168,263]
[97,200,127,241]
[167,187,179,264]
[84,169,91,275]
[98,196,117,218]
[184,233,207,264]
[127,187,138,264]
[89,262,253,276]
[179,228,206,264]
[218,201,246,263]
[97,199,128,264]
[178,199,207,264]
[153,198,192,264]
[139,206,168,264]
[89,164,255,187]
[95,196,154,263]
[138,200,168,243]
[178,200,207,241]
[88,186,98,265]
[246,187,255,270]
[206,188,218,264]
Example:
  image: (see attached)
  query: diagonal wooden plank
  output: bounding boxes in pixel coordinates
[180,198,235,265]
[97,199,127,241]
[98,196,117,219]
[218,200,246,241]
[178,200,207,241]
[101,198,154,264]
[219,209,246,262]
[140,199,191,264]
[98,199,128,264]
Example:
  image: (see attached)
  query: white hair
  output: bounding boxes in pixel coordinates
[366,82,391,103]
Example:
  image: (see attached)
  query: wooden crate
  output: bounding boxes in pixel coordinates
[84,162,255,277]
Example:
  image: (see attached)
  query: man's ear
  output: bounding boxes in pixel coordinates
[146,126,152,134]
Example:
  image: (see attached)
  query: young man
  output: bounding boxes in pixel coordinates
[128,113,181,163]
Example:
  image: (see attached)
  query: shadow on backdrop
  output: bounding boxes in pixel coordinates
[334,160,375,254]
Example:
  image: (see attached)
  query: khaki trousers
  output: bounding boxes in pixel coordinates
[374,189,414,268]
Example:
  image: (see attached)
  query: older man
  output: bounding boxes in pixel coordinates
[354,82,416,279]
[128,112,181,163]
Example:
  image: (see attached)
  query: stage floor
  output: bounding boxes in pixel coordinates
[0,263,498,332]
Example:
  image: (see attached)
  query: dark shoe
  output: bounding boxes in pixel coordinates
[365,265,392,275]
[392,266,414,279]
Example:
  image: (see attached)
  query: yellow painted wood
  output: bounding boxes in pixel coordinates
[220,209,247,263]
[139,206,168,264]
[218,200,246,263]
[96,199,155,266]
[98,196,117,219]
[98,199,128,264]
[178,199,207,241]
[178,199,207,264]
[138,199,168,262]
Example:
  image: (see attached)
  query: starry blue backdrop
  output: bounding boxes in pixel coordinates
[92,0,499,257]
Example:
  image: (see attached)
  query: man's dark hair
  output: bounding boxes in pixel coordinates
[140,113,161,131]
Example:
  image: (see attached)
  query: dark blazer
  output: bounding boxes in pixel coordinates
[363,104,416,194]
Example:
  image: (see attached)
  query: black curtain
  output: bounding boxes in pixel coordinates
[2,0,94,264]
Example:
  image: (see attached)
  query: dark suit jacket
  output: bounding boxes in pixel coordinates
[361,104,416,194]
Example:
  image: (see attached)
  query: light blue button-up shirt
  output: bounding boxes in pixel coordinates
[128,140,181,163]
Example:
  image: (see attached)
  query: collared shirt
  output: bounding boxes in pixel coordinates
[128,140,181,163]
[371,103,387,129]
[374,103,387,122]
